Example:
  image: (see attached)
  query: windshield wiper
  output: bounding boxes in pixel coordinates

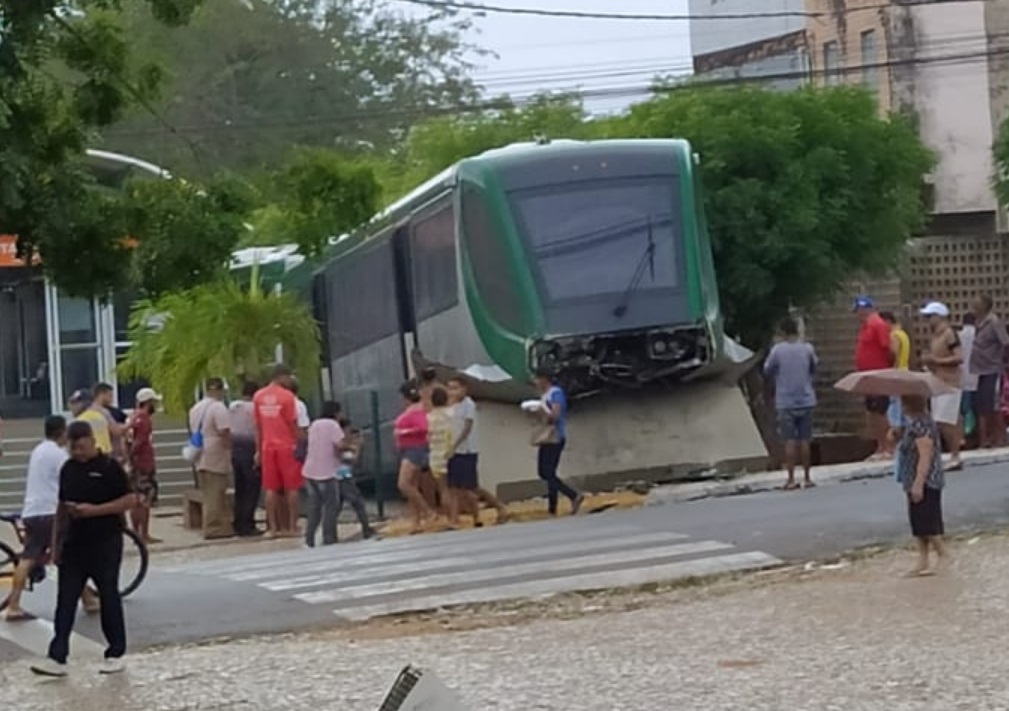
[612,217,656,318]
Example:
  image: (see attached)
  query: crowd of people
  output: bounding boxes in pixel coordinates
[764,293,1009,576]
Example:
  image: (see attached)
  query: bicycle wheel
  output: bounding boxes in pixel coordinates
[0,541,20,613]
[119,528,148,598]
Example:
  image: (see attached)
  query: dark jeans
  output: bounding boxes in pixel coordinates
[537,441,578,515]
[232,439,260,535]
[305,479,339,547]
[49,534,125,664]
[337,479,374,536]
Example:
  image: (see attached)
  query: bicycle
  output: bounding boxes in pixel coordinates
[0,512,149,612]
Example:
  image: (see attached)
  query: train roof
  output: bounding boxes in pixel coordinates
[293,138,696,289]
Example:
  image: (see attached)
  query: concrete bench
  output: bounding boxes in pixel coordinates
[182,488,235,530]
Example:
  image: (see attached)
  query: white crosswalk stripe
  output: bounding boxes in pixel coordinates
[172,517,783,622]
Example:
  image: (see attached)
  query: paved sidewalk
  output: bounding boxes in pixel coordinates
[1,532,1007,709]
[646,445,1009,505]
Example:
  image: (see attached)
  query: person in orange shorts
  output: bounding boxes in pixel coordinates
[253,364,304,538]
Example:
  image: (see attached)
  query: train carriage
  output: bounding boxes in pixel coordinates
[312,138,729,409]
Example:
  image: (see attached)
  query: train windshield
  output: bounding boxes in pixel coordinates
[508,176,680,308]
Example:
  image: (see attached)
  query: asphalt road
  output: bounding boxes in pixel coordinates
[2,461,1007,662]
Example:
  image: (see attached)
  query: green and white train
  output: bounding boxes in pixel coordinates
[310,139,730,403]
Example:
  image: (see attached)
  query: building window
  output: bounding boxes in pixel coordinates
[823,41,840,85]
[861,29,879,90]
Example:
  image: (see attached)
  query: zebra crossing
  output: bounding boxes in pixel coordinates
[171,515,784,622]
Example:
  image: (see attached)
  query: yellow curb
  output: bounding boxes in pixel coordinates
[378,490,647,538]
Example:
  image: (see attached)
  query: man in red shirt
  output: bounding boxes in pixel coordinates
[253,364,303,538]
[128,388,162,544]
[853,296,895,459]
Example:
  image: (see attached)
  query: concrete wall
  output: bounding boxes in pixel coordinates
[696,47,809,91]
[890,1,998,216]
[689,0,805,57]
[476,381,768,500]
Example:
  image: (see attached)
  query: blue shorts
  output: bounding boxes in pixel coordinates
[777,407,814,442]
[400,446,429,469]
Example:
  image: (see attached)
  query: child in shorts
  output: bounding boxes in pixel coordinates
[426,388,454,523]
[335,419,375,539]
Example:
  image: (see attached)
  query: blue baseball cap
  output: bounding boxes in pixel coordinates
[852,295,875,311]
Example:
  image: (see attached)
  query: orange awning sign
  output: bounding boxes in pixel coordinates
[0,235,33,268]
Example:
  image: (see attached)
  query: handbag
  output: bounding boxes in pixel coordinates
[182,403,210,464]
[530,422,560,447]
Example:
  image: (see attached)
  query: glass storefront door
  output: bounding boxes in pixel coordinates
[0,273,49,418]
[45,283,117,413]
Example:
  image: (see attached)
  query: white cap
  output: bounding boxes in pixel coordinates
[920,301,950,318]
[136,387,162,404]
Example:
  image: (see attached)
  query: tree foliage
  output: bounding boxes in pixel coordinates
[0,0,201,296]
[123,174,255,296]
[118,263,321,413]
[102,0,482,175]
[383,87,933,346]
[256,149,380,256]
[992,114,1009,209]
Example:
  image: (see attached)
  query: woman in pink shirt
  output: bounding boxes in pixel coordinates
[395,381,433,532]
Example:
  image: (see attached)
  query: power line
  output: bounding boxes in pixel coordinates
[476,28,995,89]
[396,0,990,22]
[102,43,1009,139]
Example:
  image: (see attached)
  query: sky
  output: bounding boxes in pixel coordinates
[391,0,695,115]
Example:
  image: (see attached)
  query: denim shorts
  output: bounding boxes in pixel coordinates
[400,446,429,469]
[777,407,814,442]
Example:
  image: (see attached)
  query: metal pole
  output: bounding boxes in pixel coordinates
[370,388,384,519]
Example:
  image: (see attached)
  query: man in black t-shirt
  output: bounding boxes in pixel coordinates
[30,421,136,678]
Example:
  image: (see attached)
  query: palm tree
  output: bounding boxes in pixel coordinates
[118,263,321,413]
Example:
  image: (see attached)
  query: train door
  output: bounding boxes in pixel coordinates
[391,224,417,379]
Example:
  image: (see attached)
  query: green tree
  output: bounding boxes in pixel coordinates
[992,114,1009,208]
[0,0,202,297]
[254,148,380,256]
[122,174,256,296]
[102,0,482,176]
[377,94,590,199]
[118,263,321,413]
[617,86,933,345]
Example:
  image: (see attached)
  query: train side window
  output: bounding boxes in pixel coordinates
[461,185,524,333]
[325,240,399,358]
[409,202,458,320]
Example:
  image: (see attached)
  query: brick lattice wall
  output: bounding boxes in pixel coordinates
[802,234,1009,435]
[805,275,905,434]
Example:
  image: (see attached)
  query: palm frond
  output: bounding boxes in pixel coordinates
[117,273,321,413]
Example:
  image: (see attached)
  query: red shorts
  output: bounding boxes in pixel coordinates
[261,446,303,492]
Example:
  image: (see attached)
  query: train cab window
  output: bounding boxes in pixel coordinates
[461,185,525,333]
[409,202,458,320]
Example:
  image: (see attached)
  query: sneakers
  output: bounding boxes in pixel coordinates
[29,657,126,677]
[30,658,68,678]
[99,657,126,675]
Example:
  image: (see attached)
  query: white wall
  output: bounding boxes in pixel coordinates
[910,1,998,214]
[689,0,805,58]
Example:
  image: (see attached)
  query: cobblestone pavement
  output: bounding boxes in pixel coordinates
[3,533,1009,710]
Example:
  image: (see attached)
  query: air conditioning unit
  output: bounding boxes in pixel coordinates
[377,666,469,711]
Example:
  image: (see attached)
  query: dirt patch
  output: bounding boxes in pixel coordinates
[378,490,647,538]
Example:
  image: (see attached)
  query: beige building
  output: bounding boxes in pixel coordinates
[805,0,1009,231]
